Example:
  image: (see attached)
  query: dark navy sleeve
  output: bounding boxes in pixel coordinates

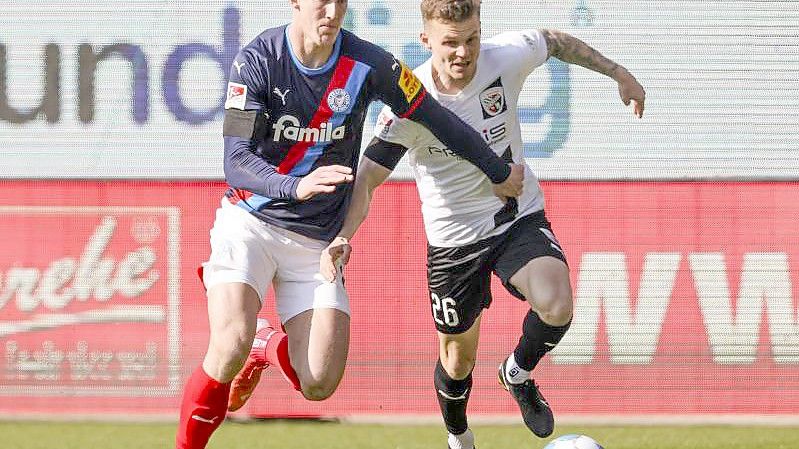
[372,54,510,184]
[363,137,407,170]
[222,48,301,199]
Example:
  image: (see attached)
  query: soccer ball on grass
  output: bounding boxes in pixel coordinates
[542,434,604,449]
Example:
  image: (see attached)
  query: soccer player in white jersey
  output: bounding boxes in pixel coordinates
[321,0,645,447]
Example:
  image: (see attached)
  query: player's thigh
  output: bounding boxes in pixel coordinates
[206,282,262,347]
[283,307,350,397]
[201,201,276,363]
[203,282,262,381]
[438,314,482,379]
[272,229,350,324]
[428,240,494,335]
[201,199,277,303]
[273,235,351,381]
[494,211,570,303]
[510,256,570,300]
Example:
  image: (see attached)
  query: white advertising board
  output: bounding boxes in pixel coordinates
[1,1,797,179]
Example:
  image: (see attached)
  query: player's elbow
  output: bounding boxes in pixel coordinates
[222,138,255,187]
[223,156,248,190]
[222,159,238,186]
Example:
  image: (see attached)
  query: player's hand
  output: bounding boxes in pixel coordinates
[492,163,524,201]
[615,68,646,118]
[296,165,354,201]
[320,236,351,282]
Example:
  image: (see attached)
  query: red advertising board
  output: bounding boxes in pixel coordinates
[0,206,180,396]
[0,180,797,418]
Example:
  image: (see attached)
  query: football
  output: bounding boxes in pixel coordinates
[542,434,604,449]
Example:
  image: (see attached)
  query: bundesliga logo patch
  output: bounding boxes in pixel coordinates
[479,77,507,119]
[224,82,247,110]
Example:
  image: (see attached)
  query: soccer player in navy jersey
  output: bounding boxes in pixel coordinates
[175,1,524,448]
[320,1,645,447]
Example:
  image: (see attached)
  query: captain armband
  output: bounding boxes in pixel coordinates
[363,137,408,171]
[223,109,269,139]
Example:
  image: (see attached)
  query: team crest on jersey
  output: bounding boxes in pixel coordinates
[225,82,247,110]
[479,77,507,119]
[327,88,351,113]
[396,61,423,103]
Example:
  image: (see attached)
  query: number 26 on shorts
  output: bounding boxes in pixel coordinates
[431,292,460,327]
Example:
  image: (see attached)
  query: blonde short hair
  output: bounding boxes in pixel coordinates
[420,0,480,23]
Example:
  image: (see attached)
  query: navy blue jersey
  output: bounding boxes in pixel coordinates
[222,25,509,242]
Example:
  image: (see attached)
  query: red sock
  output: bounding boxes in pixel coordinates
[251,327,301,391]
[176,366,230,449]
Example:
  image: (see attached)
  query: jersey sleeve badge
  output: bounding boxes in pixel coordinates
[224,82,248,110]
[396,61,423,103]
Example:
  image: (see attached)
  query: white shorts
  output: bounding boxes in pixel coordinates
[201,199,349,323]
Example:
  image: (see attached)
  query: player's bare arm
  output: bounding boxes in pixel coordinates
[320,156,393,282]
[540,29,646,118]
[295,165,354,201]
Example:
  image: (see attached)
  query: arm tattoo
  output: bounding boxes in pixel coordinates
[541,29,621,78]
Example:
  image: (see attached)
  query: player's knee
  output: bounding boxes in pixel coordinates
[441,352,476,380]
[207,327,254,377]
[536,292,573,326]
[212,350,249,380]
[300,379,339,401]
[530,283,573,326]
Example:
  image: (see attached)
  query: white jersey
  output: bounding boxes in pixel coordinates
[373,30,549,247]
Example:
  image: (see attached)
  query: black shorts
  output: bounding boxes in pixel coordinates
[427,210,567,334]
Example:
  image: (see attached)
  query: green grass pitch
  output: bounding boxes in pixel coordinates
[3,421,799,449]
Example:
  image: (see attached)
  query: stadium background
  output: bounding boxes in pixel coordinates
[2,0,798,424]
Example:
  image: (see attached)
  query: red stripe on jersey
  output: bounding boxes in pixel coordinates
[399,88,427,119]
[227,188,253,205]
[276,56,357,175]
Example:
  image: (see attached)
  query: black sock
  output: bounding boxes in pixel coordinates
[513,310,571,371]
[434,359,472,435]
